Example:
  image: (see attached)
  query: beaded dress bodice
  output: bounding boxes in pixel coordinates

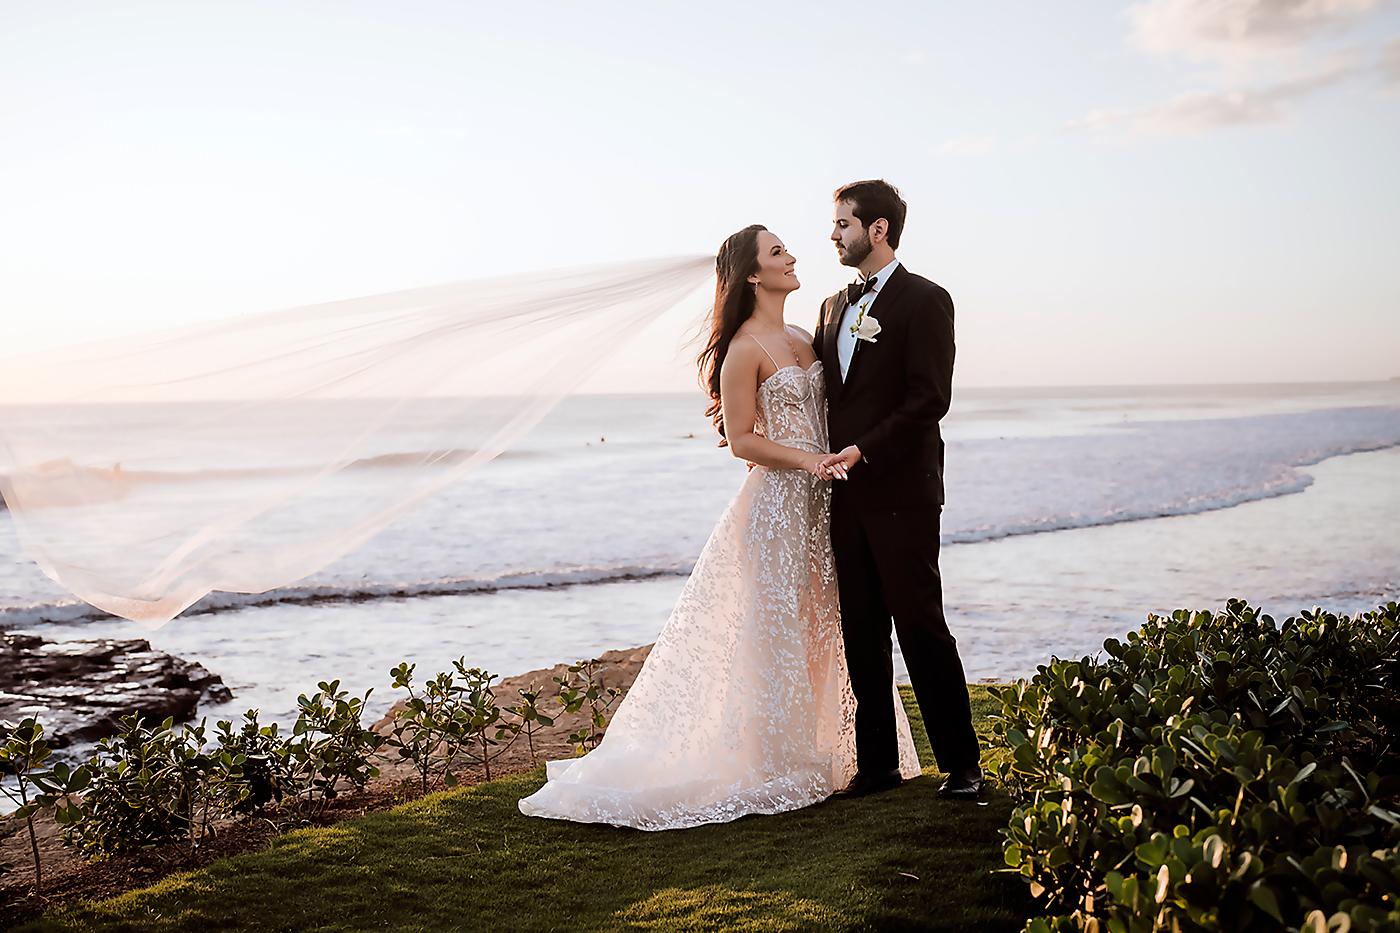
[754,360,828,455]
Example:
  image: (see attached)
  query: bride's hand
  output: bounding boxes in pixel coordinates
[803,453,833,480]
[819,445,861,480]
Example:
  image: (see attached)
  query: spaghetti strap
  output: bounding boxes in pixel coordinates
[748,334,781,369]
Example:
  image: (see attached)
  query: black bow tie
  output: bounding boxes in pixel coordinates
[846,275,878,305]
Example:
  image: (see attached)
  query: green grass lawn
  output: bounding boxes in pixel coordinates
[20,686,1033,932]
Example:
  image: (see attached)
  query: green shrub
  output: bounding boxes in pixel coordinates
[383,659,537,793]
[554,659,623,754]
[382,656,610,794]
[7,653,649,872]
[993,600,1400,932]
[283,680,385,820]
[509,683,555,764]
[383,661,475,795]
[0,717,89,894]
[212,709,296,816]
[456,664,510,782]
[56,713,240,859]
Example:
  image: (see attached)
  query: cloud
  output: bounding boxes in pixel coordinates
[1129,0,1379,59]
[1383,36,1400,82]
[1068,64,1356,133]
[1074,1,1391,137]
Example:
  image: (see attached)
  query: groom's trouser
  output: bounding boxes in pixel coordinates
[830,492,981,776]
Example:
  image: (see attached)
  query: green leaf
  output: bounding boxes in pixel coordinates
[1249,882,1283,922]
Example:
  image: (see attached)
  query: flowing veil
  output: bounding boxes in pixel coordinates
[0,256,714,628]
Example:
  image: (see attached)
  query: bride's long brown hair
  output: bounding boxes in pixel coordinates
[697,224,766,447]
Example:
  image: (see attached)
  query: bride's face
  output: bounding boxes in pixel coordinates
[749,231,800,293]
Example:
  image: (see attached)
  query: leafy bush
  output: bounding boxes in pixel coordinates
[455,664,510,781]
[53,682,388,857]
[383,661,474,795]
[0,717,89,894]
[509,683,556,764]
[283,680,385,820]
[7,654,621,871]
[383,659,537,793]
[212,708,296,816]
[993,600,1400,932]
[554,659,623,754]
[56,713,241,859]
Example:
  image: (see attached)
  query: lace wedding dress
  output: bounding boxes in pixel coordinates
[518,359,921,831]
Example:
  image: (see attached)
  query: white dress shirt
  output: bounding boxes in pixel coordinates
[837,257,900,380]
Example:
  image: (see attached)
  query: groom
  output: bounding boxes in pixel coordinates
[814,179,983,800]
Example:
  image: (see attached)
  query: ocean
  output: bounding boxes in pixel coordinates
[2,381,1398,799]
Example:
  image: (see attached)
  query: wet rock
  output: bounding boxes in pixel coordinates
[0,632,233,758]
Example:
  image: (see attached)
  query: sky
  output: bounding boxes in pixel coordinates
[1,0,1397,393]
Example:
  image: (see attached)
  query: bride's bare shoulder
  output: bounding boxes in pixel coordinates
[720,332,762,375]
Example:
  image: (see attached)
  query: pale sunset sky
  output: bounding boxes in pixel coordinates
[1,1,1397,393]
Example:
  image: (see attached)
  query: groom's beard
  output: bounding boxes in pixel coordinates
[837,232,873,268]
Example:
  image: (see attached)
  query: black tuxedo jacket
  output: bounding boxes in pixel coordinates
[813,263,955,507]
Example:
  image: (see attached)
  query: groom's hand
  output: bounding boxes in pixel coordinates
[819,445,862,479]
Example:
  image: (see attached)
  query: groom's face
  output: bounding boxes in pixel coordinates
[831,200,872,268]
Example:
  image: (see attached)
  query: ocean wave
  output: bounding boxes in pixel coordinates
[0,563,695,628]
[944,438,1399,544]
[7,448,531,483]
[0,448,534,509]
[943,472,1315,543]
[3,439,1397,629]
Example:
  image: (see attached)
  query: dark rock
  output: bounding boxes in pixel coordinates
[0,632,232,761]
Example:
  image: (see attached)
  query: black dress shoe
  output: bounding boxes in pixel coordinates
[936,766,984,800]
[833,768,903,799]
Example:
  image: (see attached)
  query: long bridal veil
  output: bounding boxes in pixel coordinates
[0,256,713,628]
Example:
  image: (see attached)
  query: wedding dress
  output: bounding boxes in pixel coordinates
[518,359,921,830]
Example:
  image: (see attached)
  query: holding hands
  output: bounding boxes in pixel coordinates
[749,446,862,480]
[819,445,862,480]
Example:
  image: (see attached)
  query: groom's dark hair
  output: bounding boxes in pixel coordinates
[833,179,907,249]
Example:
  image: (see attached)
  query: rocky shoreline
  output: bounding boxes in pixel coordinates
[0,631,233,760]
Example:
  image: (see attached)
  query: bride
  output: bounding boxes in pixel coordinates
[518,225,920,831]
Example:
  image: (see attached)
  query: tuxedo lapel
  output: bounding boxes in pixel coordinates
[823,293,848,398]
[843,264,910,390]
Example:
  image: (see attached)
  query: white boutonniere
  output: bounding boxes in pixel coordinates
[849,300,881,343]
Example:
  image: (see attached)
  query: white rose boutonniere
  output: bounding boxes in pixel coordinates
[849,301,881,343]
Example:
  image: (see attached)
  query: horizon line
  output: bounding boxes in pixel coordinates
[1,378,1396,408]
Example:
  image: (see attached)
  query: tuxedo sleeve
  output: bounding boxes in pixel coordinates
[855,286,954,467]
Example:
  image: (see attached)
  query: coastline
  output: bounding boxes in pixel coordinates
[4,436,1398,635]
[2,446,1396,773]
[0,644,658,906]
